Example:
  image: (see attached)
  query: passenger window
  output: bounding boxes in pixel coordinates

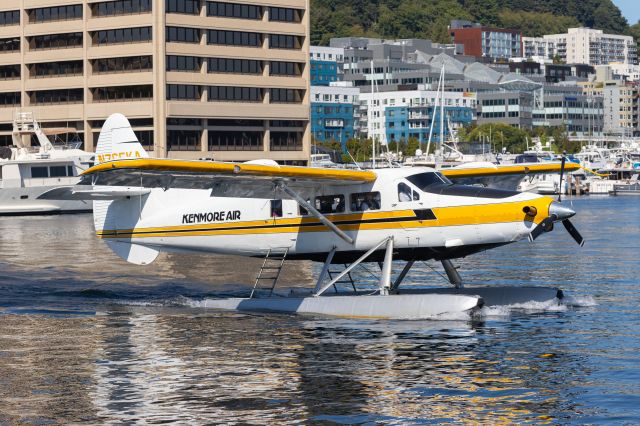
[49,166,67,177]
[315,195,344,214]
[270,199,283,217]
[351,191,381,211]
[31,166,48,178]
[67,165,74,176]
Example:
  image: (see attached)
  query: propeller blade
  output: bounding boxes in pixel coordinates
[558,152,566,202]
[528,217,553,242]
[562,219,585,247]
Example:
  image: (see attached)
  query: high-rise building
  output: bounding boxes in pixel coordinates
[523,28,638,67]
[0,0,311,164]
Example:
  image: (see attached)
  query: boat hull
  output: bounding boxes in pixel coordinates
[0,186,92,215]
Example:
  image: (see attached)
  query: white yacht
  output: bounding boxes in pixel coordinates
[0,112,95,215]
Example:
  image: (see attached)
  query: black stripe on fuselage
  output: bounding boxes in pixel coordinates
[101,212,433,237]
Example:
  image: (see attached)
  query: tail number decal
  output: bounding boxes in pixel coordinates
[97,151,142,163]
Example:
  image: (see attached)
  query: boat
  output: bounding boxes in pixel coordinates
[310,153,338,168]
[0,112,95,215]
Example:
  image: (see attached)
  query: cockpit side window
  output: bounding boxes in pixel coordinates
[398,182,419,202]
[406,172,451,191]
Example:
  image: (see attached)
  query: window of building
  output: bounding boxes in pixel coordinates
[166,84,202,100]
[166,0,200,14]
[268,7,300,22]
[0,37,20,53]
[208,58,261,74]
[208,86,262,102]
[0,10,19,26]
[269,61,302,76]
[32,89,83,104]
[0,92,20,106]
[32,61,82,78]
[94,27,152,45]
[350,192,381,211]
[207,30,261,47]
[93,56,152,73]
[166,26,200,43]
[207,2,261,19]
[270,120,304,127]
[32,33,83,50]
[92,0,152,16]
[168,118,201,126]
[167,130,200,151]
[314,195,344,214]
[92,85,153,102]
[269,34,300,49]
[166,55,202,71]
[270,88,301,103]
[30,5,82,23]
[208,130,263,151]
[270,131,302,151]
[135,130,154,151]
[0,65,20,79]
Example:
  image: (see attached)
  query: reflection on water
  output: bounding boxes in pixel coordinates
[1,198,640,424]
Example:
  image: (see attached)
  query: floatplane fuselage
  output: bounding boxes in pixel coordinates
[41,114,584,319]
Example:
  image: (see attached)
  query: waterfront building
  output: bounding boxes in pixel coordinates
[310,45,343,86]
[523,28,638,67]
[448,20,522,60]
[0,0,311,164]
[532,85,604,136]
[359,88,476,144]
[580,66,640,136]
[310,84,359,146]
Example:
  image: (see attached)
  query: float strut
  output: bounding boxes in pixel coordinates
[314,247,336,293]
[441,259,463,288]
[378,237,394,295]
[392,260,415,291]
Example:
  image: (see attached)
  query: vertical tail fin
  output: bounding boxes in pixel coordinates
[93,114,158,265]
[95,113,149,164]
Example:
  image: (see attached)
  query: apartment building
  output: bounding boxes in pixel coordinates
[310,84,359,146]
[0,0,311,164]
[523,28,638,67]
[449,20,522,60]
[580,67,639,135]
[359,88,476,144]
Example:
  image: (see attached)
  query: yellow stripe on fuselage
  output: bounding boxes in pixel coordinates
[97,198,552,239]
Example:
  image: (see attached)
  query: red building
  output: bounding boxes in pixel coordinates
[449,20,522,60]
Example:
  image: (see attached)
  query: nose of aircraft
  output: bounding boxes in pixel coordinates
[549,202,575,221]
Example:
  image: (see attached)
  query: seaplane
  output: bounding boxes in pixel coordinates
[40,114,585,319]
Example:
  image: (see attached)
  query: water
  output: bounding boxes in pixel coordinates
[0,197,639,424]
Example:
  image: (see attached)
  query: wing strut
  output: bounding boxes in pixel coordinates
[276,182,354,245]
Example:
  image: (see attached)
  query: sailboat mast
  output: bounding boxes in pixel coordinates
[370,59,376,169]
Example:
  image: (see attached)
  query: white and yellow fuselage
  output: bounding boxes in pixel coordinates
[91,167,553,264]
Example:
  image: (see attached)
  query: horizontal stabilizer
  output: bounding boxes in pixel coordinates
[38,186,150,200]
[106,240,159,265]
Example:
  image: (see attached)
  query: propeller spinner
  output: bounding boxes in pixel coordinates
[529,201,585,246]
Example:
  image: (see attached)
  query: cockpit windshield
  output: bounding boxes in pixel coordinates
[406,172,452,190]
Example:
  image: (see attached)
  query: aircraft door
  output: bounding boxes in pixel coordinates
[394,179,423,246]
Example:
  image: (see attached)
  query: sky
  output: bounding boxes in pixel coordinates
[612,0,640,25]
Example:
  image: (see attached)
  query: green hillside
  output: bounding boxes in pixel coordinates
[311,0,636,48]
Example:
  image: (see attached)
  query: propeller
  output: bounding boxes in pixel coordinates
[557,151,566,202]
[528,202,585,246]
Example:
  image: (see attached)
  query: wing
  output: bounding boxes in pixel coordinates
[79,158,377,198]
[440,162,581,179]
[440,162,581,191]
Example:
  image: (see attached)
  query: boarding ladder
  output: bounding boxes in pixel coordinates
[250,248,288,298]
[327,265,357,294]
